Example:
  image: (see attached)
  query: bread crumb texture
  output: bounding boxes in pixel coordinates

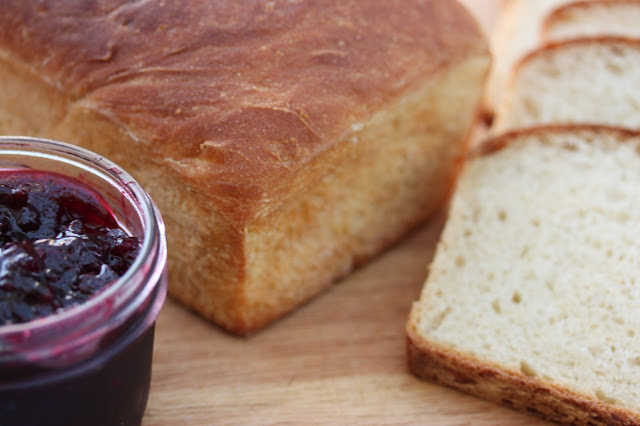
[415,128,640,410]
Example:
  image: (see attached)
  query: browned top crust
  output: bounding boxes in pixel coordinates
[0,0,487,226]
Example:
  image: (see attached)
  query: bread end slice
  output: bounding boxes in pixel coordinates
[407,125,640,425]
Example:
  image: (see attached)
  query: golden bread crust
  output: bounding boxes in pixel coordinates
[0,0,487,225]
[407,309,640,425]
[474,124,640,157]
[541,0,640,41]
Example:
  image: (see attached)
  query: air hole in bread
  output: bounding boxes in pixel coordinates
[512,291,522,304]
[498,210,507,221]
[607,187,626,202]
[589,345,602,358]
[545,280,555,292]
[595,388,619,405]
[426,307,451,333]
[617,212,630,222]
[455,255,466,267]
[520,360,537,377]
[522,97,541,120]
[472,207,482,221]
[606,60,624,76]
[491,299,501,314]
[626,94,640,111]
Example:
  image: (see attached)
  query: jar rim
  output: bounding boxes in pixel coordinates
[0,136,168,364]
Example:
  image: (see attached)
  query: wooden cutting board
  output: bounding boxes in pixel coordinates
[142,2,550,424]
[143,212,549,425]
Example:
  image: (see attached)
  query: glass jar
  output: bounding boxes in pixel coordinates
[0,136,168,426]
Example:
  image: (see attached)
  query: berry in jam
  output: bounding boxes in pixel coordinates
[0,170,140,325]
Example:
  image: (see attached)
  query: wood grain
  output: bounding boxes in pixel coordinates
[142,2,550,424]
[142,210,548,425]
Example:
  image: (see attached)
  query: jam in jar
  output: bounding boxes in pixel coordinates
[0,170,141,325]
[0,137,168,426]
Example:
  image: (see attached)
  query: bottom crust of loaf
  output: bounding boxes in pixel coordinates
[406,317,640,426]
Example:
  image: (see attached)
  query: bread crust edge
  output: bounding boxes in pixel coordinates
[406,317,640,425]
[473,124,640,158]
[541,0,640,42]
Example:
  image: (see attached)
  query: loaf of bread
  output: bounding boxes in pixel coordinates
[542,0,640,42]
[407,125,640,425]
[493,37,640,132]
[0,1,489,334]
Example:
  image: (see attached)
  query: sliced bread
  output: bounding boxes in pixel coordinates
[407,125,640,425]
[543,0,640,42]
[484,0,592,118]
[493,37,640,132]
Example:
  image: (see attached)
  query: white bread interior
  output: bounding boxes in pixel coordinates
[407,125,640,425]
[493,38,640,132]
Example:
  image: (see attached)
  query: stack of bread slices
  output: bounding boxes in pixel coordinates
[407,1,640,424]
[493,0,640,131]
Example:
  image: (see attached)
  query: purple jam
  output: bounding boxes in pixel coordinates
[0,138,167,426]
[0,170,140,325]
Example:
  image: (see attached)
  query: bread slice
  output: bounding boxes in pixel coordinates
[543,0,640,42]
[493,37,640,132]
[0,1,489,334]
[484,0,587,118]
[407,125,640,425]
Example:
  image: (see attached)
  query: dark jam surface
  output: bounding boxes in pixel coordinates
[0,170,140,325]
